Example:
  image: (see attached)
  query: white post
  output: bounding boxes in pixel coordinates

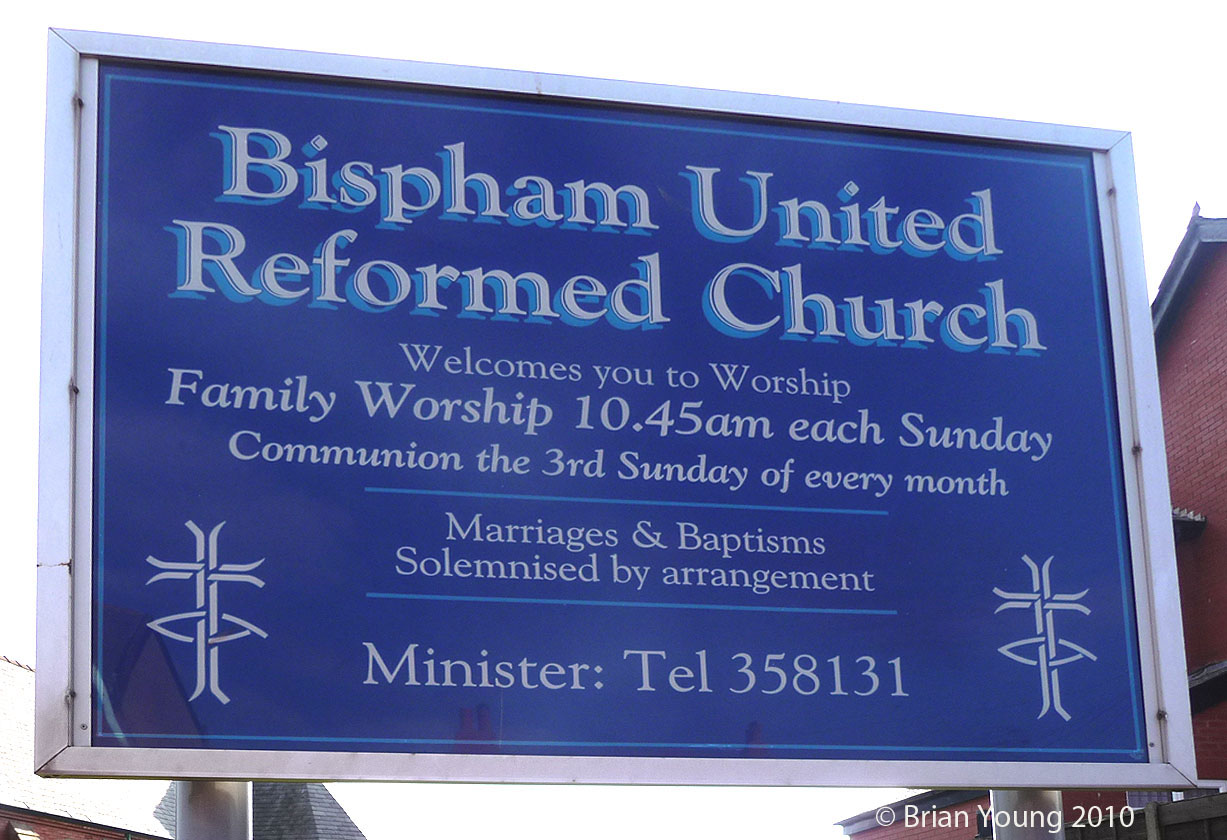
[990,790,1065,840]
[176,780,252,840]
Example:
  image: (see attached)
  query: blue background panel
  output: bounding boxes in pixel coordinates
[92,61,1143,763]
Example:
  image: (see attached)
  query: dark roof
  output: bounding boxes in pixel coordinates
[1174,507,1208,524]
[253,783,367,840]
[1152,213,1227,342]
[1189,659,1227,715]
[154,786,176,835]
[1173,506,1208,541]
[151,782,368,840]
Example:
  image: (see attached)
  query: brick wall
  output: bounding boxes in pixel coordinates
[1062,790,1129,815]
[1156,240,1227,782]
[1192,699,1227,779]
[1157,242,1227,674]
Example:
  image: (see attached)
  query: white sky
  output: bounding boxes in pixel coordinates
[6,1,1226,837]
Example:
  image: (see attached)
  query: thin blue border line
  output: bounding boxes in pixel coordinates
[364,486,887,517]
[104,71,1089,172]
[91,730,1142,756]
[1081,164,1146,753]
[366,591,897,616]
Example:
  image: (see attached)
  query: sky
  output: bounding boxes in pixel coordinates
[6,1,1227,838]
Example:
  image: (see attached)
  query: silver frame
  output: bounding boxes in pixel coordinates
[37,28,1197,787]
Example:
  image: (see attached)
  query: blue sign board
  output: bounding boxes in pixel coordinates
[88,58,1146,770]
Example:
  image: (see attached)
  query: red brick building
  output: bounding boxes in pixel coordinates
[838,213,1227,840]
[1153,215,1227,783]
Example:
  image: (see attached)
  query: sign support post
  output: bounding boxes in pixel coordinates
[990,789,1065,840]
[175,780,252,840]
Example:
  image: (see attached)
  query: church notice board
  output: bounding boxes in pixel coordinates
[36,29,1195,787]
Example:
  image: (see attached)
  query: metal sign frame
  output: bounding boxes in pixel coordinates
[37,27,1196,787]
